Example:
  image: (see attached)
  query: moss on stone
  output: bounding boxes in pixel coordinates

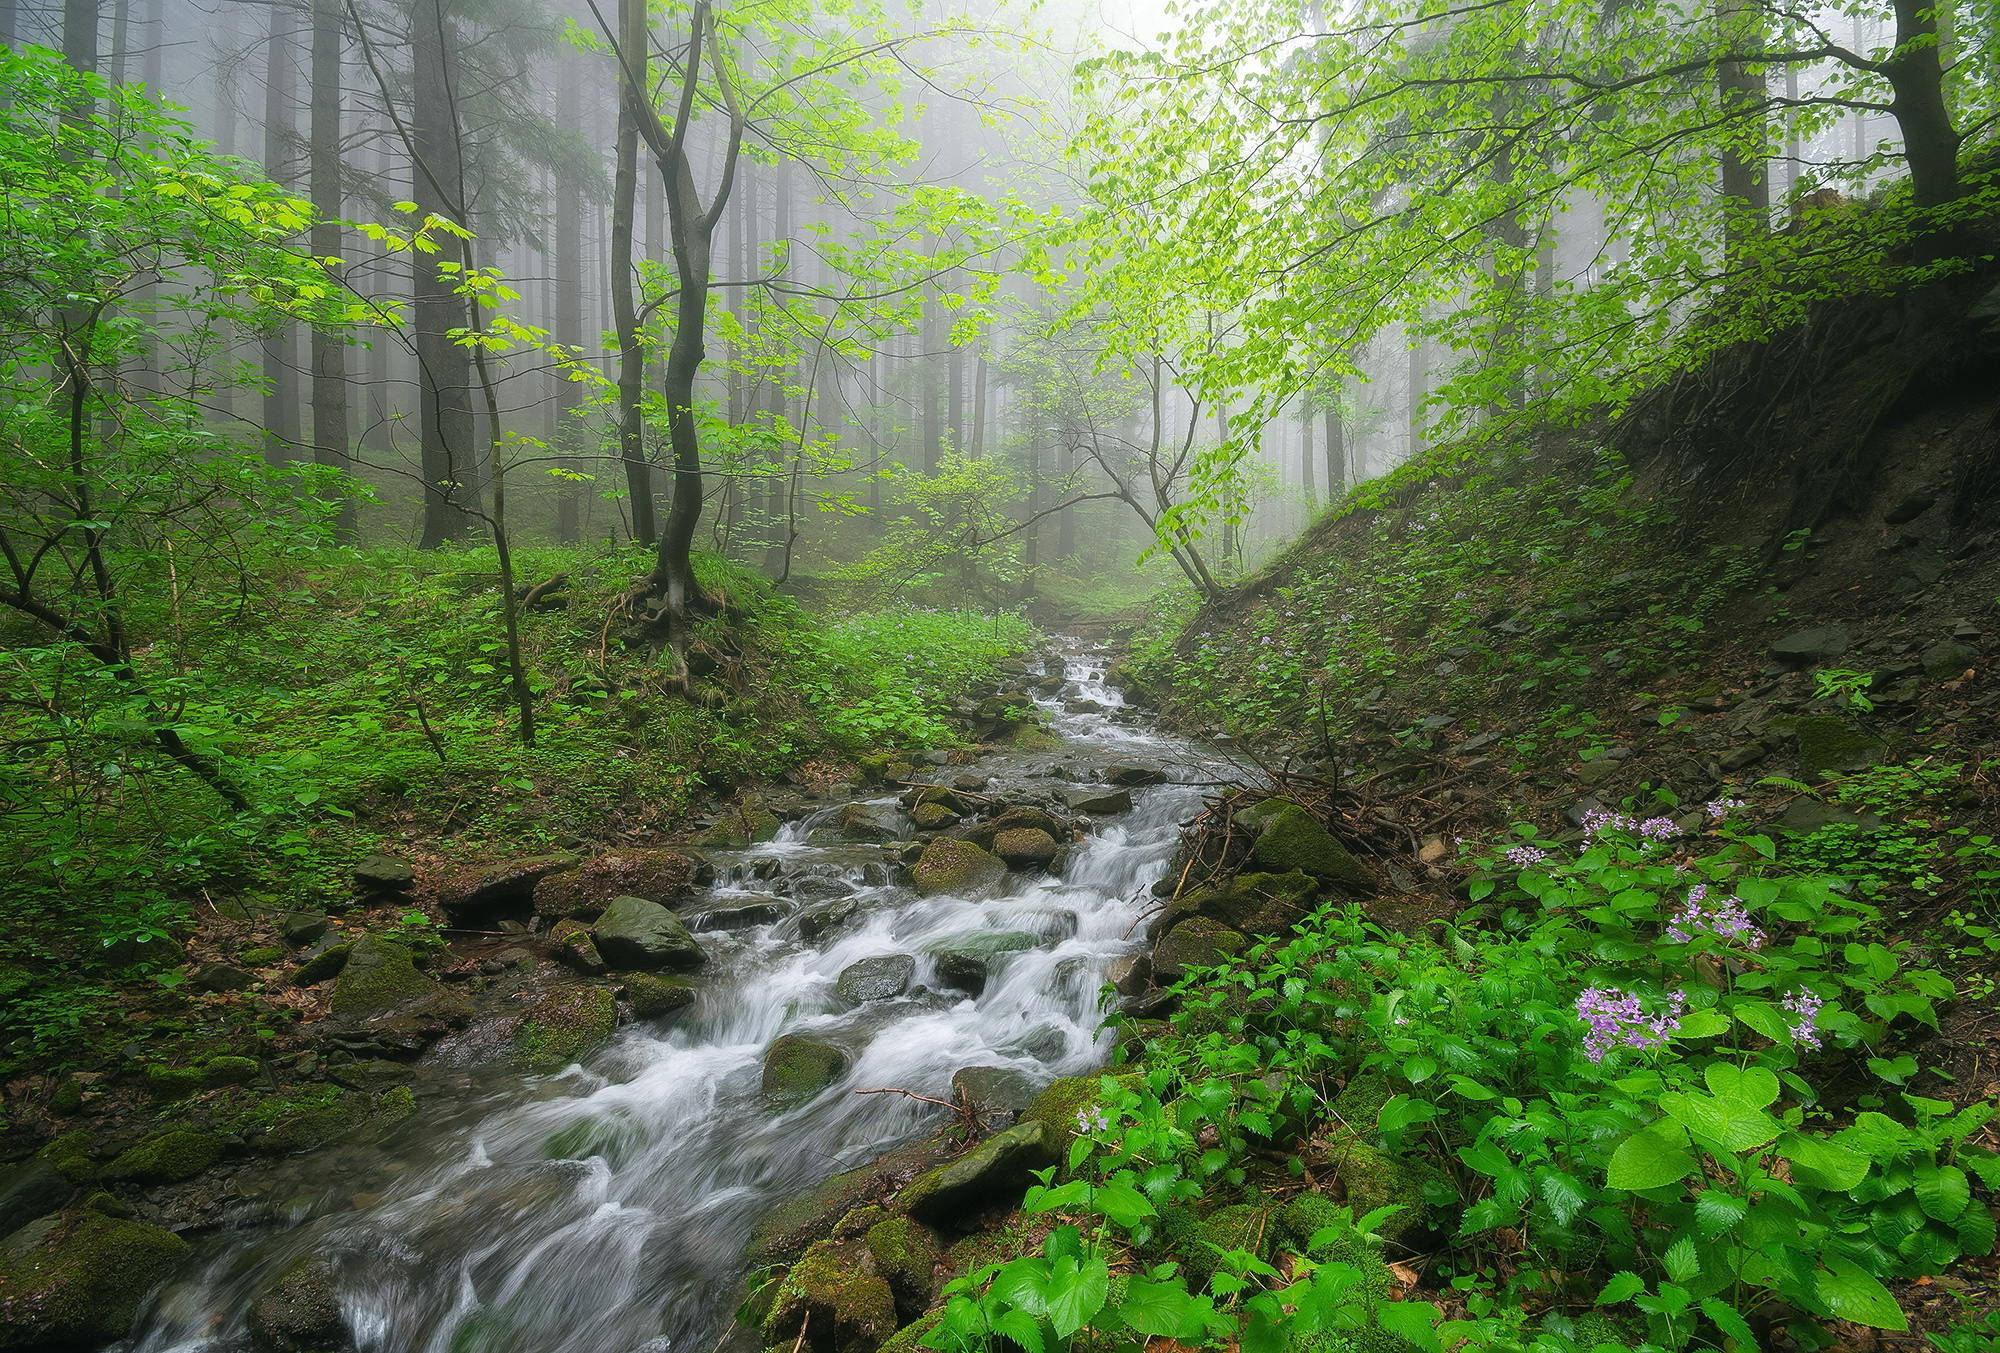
[100,1130,223,1185]
[865,1216,940,1321]
[291,944,351,986]
[1252,805,1375,893]
[238,946,284,966]
[329,935,431,1016]
[911,838,1006,897]
[698,805,783,847]
[246,1254,347,1353]
[760,1238,900,1353]
[1323,1076,1444,1250]
[1009,726,1065,752]
[515,985,618,1066]
[377,1085,418,1126]
[0,1210,189,1347]
[1176,1203,1275,1291]
[1277,1192,1345,1252]
[246,1086,370,1155]
[831,1206,887,1240]
[763,1034,848,1102]
[626,972,697,1018]
[1019,1073,1141,1161]
[37,1130,97,1183]
[1792,714,1886,778]
[875,1309,942,1353]
[145,1064,204,1101]
[1159,871,1321,941]
[201,1055,262,1090]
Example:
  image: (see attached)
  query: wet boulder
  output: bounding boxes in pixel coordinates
[837,804,902,843]
[1103,762,1168,786]
[836,954,915,1004]
[1064,787,1132,814]
[247,1255,351,1353]
[865,1216,943,1323]
[1238,801,1374,893]
[959,806,1064,850]
[592,895,708,971]
[1152,870,1321,942]
[687,899,788,931]
[760,1238,899,1353]
[351,853,416,893]
[625,972,697,1017]
[894,1119,1061,1227]
[745,1140,958,1264]
[697,803,783,848]
[797,899,863,942]
[532,850,695,921]
[1104,954,1152,997]
[911,839,1006,897]
[763,1034,849,1103]
[0,1159,70,1241]
[329,935,431,1017]
[0,1210,189,1348]
[514,985,618,1066]
[437,853,582,923]
[992,828,1059,871]
[930,952,987,997]
[949,1065,1040,1115]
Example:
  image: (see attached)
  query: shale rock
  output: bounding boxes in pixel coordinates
[329,936,431,1017]
[992,828,1060,870]
[437,853,581,922]
[836,954,916,1003]
[1064,787,1133,815]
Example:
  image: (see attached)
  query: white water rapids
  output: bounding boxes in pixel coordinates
[124,644,1208,1353]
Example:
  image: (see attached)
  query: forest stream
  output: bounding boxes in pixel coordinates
[123,643,1200,1353]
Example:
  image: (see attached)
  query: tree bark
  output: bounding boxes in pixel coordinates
[411,0,478,546]
[1885,0,1961,211]
[1325,399,1344,498]
[310,0,351,535]
[922,301,940,474]
[610,0,652,545]
[553,48,583,543]
[1301,400,1316,507]
[62,0,96,75]
[262,1,301,466]
[1716,0,1770,259]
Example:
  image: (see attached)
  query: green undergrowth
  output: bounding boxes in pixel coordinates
[928,811,1994,1353]
[0,538,1029,1064]
[1125,440,1764,750]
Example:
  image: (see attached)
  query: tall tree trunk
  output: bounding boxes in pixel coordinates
[764,154,789,571]
[411,0,477,546]
[1885,0,1962,211]
[610,0,652,545]
[1217,405,1233,567]
[1716,0,1769,259]
[107,0,126,83]
[141,0,160,87]
[62,0,96,75]
[641,0,744,675]
[553,49,583,543]
[1406,325,1426,461]
[947,341,963,451]
[310,0,351,535]
[922,302,940,474]
[262,2,301,465]
[1325,399,1344,498]
[1057,439,1075,560]
[1301,400,1316,507]
[970,354,987,457]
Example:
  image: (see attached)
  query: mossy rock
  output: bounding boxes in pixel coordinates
[377,1085,418,1127]
[0,1210,189,1347]
[895,1119,1061,1226]
[1250,804,1375,894]
[909,802,962,830]
[875,1309,942,1353]
[202,1055,263,1090]
[760,1238,900,1353]
[763,1034,849,1103]
[1156,870,1321,942]
[911,838,1007,897]
[100,1130,223,1185]
[246,1254,349,1353]
[746,1140,957,1266]
[832,1205,888,1240]
[37,1130,97,1183]
[1152,918,1248,985]
[1572,1311,1640,1351]
[1178,1202,1276,1291]
[144,1065,205,1102]
[626,972,697,1018]
[698,805,783,847]
[329,935,430,1017]
[1792,714,1886,777]
[514,985,618,1066]
[1323,1075,1446,1249]
[246,1087,371,1156]
[866,1215,941,1322]
[291,944,352,986]
[1019,1073,1140,1160]
[1009,726,1065,752]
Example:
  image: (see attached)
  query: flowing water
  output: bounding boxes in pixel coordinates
[125,643,1208,1353]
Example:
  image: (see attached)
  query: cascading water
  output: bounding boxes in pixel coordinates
[122,644,1207,1353]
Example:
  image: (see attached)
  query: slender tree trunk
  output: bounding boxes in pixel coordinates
[141,0,160,87]
[1022,436,1039,592]
[108,0,126,83]
[610,0,652,545]
[309,0,351,534]
[1217,405,1233,567]
[947,341,963,451]
[62,0,96,75]
[1885,0,1962,211]
[1325,399,1344,497]
[1057,439,1075,560]
[411,0,477,546]
[970,354,987,457]
[1301,400,1316,508]
[553,49,583,543]
[1716,0,1769,259]
[922,303,940,474]
[262,3,301,465]
[1407,324,1426,461]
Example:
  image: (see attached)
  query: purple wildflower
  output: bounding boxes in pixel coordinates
[1582,809,1637,840]
[1506,845,1550,868]
[1665,885,1766,948]
[1783,989,1824,1049]
[1575,987,1686,1064]
[1638,817,1679,844]
[1706,798,1748,821]
[1075,1104,1110,1135]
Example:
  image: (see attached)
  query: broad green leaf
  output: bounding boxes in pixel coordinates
[1701,1297,1759,1350]
[1118,1278,1209,1338]
[1044,1254,1109,1338]
[1733,1001,1793,1046]
[1705,1063,1780,1109]
[1776,1131,1871,1191]
[1375,1300,1442,1353]
[991,1309,1045,1353]
[1596,1271,1646,1306]
[1448,1074,1496,1101]
[1404,1056,1438,1084]
[1661,1236,1701,1284]
[1913,1162,1971,1222]
[1607,1122,1697,1191]
[1676,1008,1731,1039]
[1954,1201,1997,1258]
[1538,1168,1588,1226]
[1093,1183,1157,1228]
[1694,1190,1748,1237]
[1813,1257,1908,1330]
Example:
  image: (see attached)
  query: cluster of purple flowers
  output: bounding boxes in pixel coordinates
[1075,1104,1111,1135]
[1783,989,1825,1049]
[1581,809,1637,840]
[1706,798,1748,821]
[1638,817,1680,844]
[1575,986,1686,1063]
[1506,845,1551,868]
[1665,884,1767,948]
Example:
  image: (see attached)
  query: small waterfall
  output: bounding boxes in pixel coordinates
[126,642,1205,1353]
